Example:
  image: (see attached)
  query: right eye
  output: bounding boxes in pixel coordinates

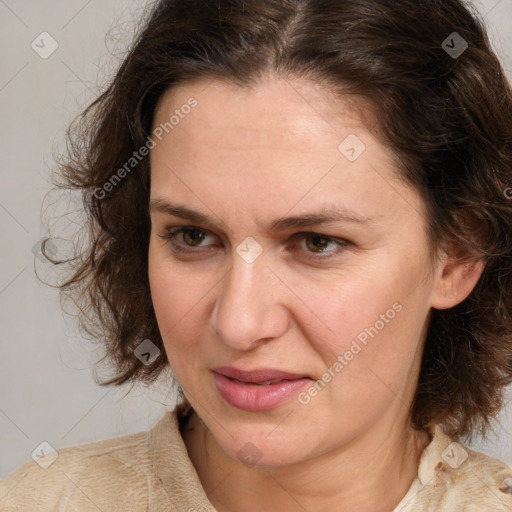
[158,226,219,254]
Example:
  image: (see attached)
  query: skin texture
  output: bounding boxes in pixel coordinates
[148,74,484,512]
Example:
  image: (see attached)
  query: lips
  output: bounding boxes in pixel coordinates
[211,366,312,411]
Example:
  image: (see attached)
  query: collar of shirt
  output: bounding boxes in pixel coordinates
[147,408,512,512]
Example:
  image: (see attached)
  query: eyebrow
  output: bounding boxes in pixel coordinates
[149,198,375,232]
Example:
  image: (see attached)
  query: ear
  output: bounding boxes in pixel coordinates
[430,249,486,310]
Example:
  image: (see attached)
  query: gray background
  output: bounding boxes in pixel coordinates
[1,0,511,479]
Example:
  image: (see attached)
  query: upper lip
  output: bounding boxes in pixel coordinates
[212,366,310,383]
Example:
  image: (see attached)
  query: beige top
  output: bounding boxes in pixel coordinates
[1,407,512,511]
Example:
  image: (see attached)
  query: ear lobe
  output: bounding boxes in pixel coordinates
[430,256,486,310]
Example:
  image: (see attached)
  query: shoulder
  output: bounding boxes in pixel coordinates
[0,426,156,511]
[440,445,512,511]
[399,425,512,511]
[450,448,512,512]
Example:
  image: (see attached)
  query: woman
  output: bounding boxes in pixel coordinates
[1,0,512,510]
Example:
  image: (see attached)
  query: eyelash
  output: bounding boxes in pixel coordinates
[157,226,350,260]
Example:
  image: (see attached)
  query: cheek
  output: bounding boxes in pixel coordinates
[148,244,214,368]
[148,244,194,342]
[292,265,403,352]
[298,256,428,379]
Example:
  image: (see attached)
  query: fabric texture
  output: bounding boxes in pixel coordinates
[1,406,512,511]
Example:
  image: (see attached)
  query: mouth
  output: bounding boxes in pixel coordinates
[229,378,293,386]
[211,366,312,411]
[212,366,310,383]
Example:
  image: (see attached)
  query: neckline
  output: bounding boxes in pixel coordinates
[149,409,451,511]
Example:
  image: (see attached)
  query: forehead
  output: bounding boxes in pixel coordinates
[152,75,367,156]
[149,75,426,229]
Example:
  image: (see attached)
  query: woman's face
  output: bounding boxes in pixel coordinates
[148,75,439,467]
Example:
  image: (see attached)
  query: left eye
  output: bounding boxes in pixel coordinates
[158,227,350,258]
[299,233,346,254]
[291,232,350,259]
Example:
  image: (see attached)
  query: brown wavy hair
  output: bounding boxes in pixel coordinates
[47,0,512,441]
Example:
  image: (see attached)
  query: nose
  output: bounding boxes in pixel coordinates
[208,249,290,351]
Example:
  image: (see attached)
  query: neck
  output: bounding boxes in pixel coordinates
[181,411,432,512]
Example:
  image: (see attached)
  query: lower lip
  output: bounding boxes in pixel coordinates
[213,372,311,411]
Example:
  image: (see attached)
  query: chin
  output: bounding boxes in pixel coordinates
[212,424,311,469]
